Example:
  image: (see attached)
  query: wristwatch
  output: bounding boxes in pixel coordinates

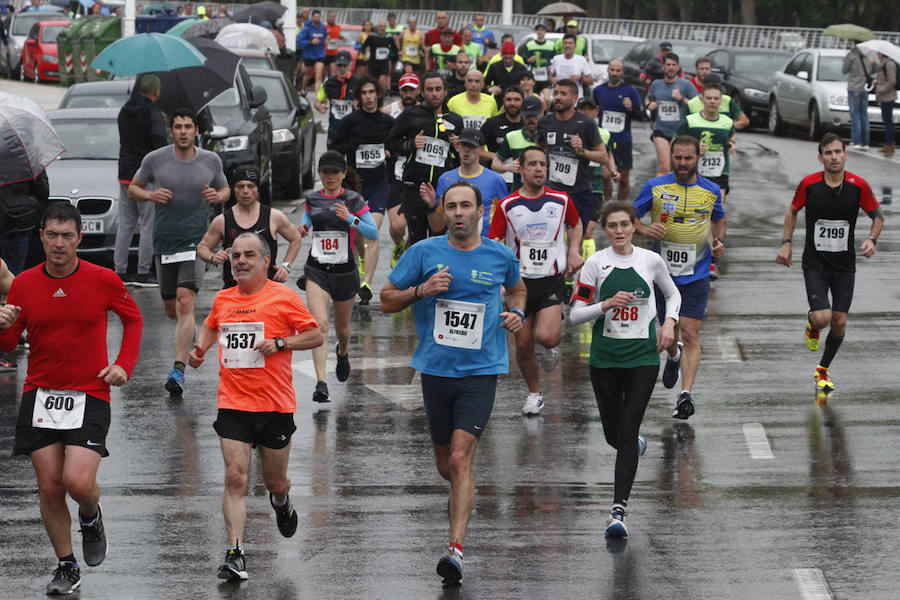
[274,337,286,352]
[281,262,292,270]
[350,216,361,228]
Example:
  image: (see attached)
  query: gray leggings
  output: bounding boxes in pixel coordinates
[114,183,155,274]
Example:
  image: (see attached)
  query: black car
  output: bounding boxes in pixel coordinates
[706,47,791,126]
[622,39,716,96]
[246,68,316,199]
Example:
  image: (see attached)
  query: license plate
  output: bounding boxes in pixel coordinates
[82,219,103,233]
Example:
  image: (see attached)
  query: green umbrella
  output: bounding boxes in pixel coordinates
[167,18,201,37]
[823,23,874,42]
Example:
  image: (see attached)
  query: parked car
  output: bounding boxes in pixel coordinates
[517,32,644,85]
[705,47,791,126]
[234,48,278,71]
[621,38,717,95]
[768,48,900,140]
[0,8,64,79]
[45,107,133,258]
[58,79,133,109]
[20,18,70,83]
[246,68,316,198]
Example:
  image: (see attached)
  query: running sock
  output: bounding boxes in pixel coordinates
[58,554,77,566]
[819,333,844,368]
[174,361,185,373]
[449,542,463,557]
[613,501,627,510]
[670,345,682,361]
[271,494,288,507]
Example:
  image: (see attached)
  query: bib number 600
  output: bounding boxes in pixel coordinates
[44,395,76,411]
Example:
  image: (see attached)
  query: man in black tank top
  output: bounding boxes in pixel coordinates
[198,166,303,288]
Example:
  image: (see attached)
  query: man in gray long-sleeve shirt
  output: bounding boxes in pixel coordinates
[842,42,874,149]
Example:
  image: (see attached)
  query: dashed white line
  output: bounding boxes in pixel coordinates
[742,423,774,459]
[793,568,834,600]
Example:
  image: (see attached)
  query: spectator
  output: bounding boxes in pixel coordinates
[876,51,897,156]
[216,2,228,18]
[842,40,874,149]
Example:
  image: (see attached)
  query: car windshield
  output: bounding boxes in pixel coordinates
[673,43,715,69]
[734,53,789,74]
[817,56,845,82]
[41,25,65,43]
[52,119,120,160]
[250,75,290,111]
[591,39,639,63]
[209,85,240,107]
[241,56,273,70]
[12,15,50,35]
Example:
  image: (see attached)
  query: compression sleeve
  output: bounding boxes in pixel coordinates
[352,210,379,240]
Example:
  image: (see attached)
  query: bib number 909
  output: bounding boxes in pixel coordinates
[666,249,689,264]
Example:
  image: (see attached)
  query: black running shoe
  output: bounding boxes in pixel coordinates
[335,343,350,382]
[270,492,298,538]
[662,341,683,389]
[46,561,81,595]
[312,380,330,403]
[358,282,373,305]
[437,547,463,585]
[217,546,248,581]
[132,272,158,288]
[672,391,695,420]
[79,504,107,567]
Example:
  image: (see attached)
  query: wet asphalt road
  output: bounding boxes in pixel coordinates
[0,79,899,599]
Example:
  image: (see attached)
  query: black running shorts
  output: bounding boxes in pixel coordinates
[214,409,296,449]
[14,389,111,457]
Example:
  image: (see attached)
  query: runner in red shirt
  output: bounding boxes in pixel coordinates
[0,202,143,595]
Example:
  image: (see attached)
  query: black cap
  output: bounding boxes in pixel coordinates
[659,40,673,50]
[577,97,597,109]
[456,128,484,147]
[703,72,722,84]
[231,164,259,186]
[534,22,547,30]
[335,50,352,66]
[318,150,347,172]
[521,96,543,116]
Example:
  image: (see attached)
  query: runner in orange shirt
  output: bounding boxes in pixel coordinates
[188,232,323,582]
[324,10,345,76]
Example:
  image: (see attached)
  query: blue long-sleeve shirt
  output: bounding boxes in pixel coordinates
[298,22,327,61]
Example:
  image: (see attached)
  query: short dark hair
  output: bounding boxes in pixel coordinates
[671,135,700,154]
[695,56,712,67]
[554,78,579,95]
[519,70,535,81]
[662,52,680,65]
[421,71,446,89]
[169,108,197,127]
[42,200,81,231]
[311,9,320,16]
[355,75,382,104]
[563,32,577,42]
[442,181,482,208]
[599,200,636,228]
[701,81,723,94]
[233,232,270,260]
[818,132,845,154]
[502,85,524,100]
[520,145,546,165]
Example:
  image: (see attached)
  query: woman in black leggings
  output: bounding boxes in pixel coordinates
[570,201,681,538]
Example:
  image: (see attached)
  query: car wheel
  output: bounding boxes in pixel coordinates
[768,98,785,136]
[807,103,822,141]
[33,63,39,84]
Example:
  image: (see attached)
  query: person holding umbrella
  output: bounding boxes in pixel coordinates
[876,51,897,156]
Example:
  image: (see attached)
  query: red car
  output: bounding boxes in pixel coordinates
[21,18,70,83]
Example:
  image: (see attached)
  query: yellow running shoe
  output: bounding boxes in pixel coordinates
[814,365,834,391]
[582,238,596,260]
[390,242,405,268]
[804,319,820,351]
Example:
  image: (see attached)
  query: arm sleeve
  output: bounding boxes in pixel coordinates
[353,210,379,240]
[302,207,312,229]
[107,274,144,376]
[569,260,605,325]
[790,179,807,212]
[653,254,681,323]
[633,180,653,217]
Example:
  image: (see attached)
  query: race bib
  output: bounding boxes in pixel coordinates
[375,46,389,61]
[405,44,418,58]
[660,241,696,276]
[433,299,485,349]
[355,143,385,168]
[394,156,407,180]
[415,136,449,167]
[602,298,649,339]
[161,250,196,264]
[462,115,485,130]
[326,38,339,51]
[520,240,557,276]
[601,110,626,133]
[548,154,578,187]
[814,219,850,252]
[330,99,352,120]
[658,100,680,122]
[311,230,349,264]
[501,159,514,184]
[698,151,725,177]
[33,388,86,430]
[220,322,265,369]
[532,66,549,82]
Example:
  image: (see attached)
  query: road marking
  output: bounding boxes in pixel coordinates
[742,423,774,459]
[714,335,743,362]
[293,356,423,409]
[793,568,834,600]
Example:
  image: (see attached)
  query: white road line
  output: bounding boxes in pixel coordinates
[793,568,834,600]
[714,335,743,362]
[742,423,774,459]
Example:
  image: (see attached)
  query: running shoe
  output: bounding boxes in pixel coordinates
[335,343,351,382]
[814,365,834,391]
[436,546,463,585]
[709,263,719,281]
[540,345,560,372]
[358,282,373,306]
[662,341,683,389]
[217,546,248,581]
[637,434,647,457]
[165,367,185,396]
[390,242,405,268]
[522,392,544,416]
[582,237,596,260]
[270,492,298,538]
[805,319,820,351]
[605,504,628,538]
[0,352,17,371]
[358,255,366,278]
[672,391,695,420]
[46,561,81,595]
[132,272,158,288]
[79,504,107,567]
[312,380,330,403]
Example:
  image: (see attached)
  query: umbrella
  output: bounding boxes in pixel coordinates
[0,93,66,186]
[823,23,874,42]
[231,1,286,26]
[138,39,240,114]
[216,23,278,52]
[166,18,201,37]
[859,40,900,64]
[182,18,233,40]
[91,33,206,76]
[536,2,587,16]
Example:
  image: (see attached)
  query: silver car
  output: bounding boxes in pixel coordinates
[1,9,64,79]
[46,108,132,258]
[768,48,900,140]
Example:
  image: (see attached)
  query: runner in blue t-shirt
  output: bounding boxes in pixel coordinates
[645,52,697,175]
[381,181,525,586]
[592,58,644,201]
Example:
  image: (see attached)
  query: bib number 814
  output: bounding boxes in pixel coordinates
[529,247,548,261]
[44,395,75,411]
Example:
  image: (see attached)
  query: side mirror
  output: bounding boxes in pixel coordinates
[249,85,267,108]
[208,125,228,139]
[797,70,809,81]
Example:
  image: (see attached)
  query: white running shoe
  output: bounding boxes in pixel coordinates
[522,392,544,416]
[540,345,560,372]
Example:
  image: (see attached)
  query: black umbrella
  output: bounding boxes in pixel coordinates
[231,1,286,26]
[182,18,233,40]
[136,39,240,115]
